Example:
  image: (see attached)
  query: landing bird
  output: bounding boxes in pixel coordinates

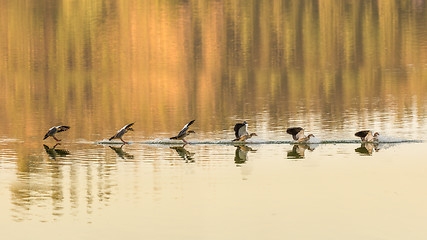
[170,120,196,144]
[286,127,315,142]
[355,130,379,142]
[109,123,135,144]
[233,121,257,141]
[43,126,70,141]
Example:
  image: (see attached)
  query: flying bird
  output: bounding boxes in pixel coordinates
[286,127,315,142]
[43,126,70,142]
[355,130,379,142]
[170,120,196,144]
[109,123,135,144]
[233,121,257,141]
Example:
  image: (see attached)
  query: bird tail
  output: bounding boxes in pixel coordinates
[170,136,178,140]
[43,134,49,140]
[109,136,114,141]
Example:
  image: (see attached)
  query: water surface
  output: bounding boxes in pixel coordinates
[1,1,427,239]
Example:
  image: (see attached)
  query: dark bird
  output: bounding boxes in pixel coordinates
[286,127,315,142]
[170,120,196,144]
[43,126,70,141]
[233,121,257,142]
[355,130,379,142]
[109,123,135,144]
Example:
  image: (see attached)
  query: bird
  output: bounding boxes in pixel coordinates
[355,130,379,142]
[43,126,70,141]
[286,127,315,142]
[170,120,196,144]
[233,121,257,141]
[109,123,135,144]
[234,133,258,142]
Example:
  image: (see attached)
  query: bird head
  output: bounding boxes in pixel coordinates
[307,134,315,138]
[188,130,196,134]
[374,132,380,137]
[128,128,134,131]
[250,133,258,137]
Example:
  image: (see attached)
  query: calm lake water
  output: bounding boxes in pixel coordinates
[1,1,427,239]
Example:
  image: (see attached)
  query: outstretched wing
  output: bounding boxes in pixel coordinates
[234,122,248,139]
[286,127,303,140]
[355,130,370,138]
[57,126,70,133]
[176,120,195,138]
[124,122,135,130]
[234,123,244,138]
[109,123,133,141]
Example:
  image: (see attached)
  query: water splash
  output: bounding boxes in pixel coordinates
[96,138,422,145]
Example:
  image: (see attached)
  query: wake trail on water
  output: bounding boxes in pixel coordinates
[96,136,422,145]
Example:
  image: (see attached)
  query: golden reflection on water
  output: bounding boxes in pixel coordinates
[1,1,427,239]
[1,141,427,239]
[0,1,427,140]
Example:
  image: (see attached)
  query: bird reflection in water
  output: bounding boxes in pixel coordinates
[234,145,256,165]
[287,144,317,159]
[355,142,380,156]
[170,145,195,163]
[109,144,134,160]
[43,143,70,160]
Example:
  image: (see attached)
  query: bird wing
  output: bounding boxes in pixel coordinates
[176,120,195,138]
[43,127,57,140]
[355,130,370,138]
[240,123,248,138]
[234,123,248,138]
[116,128,127,138]
[57,126,70,133]
[124,122,135,130]
[286,127,303,140]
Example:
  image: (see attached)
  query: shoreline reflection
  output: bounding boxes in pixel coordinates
[10,144,120,223]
